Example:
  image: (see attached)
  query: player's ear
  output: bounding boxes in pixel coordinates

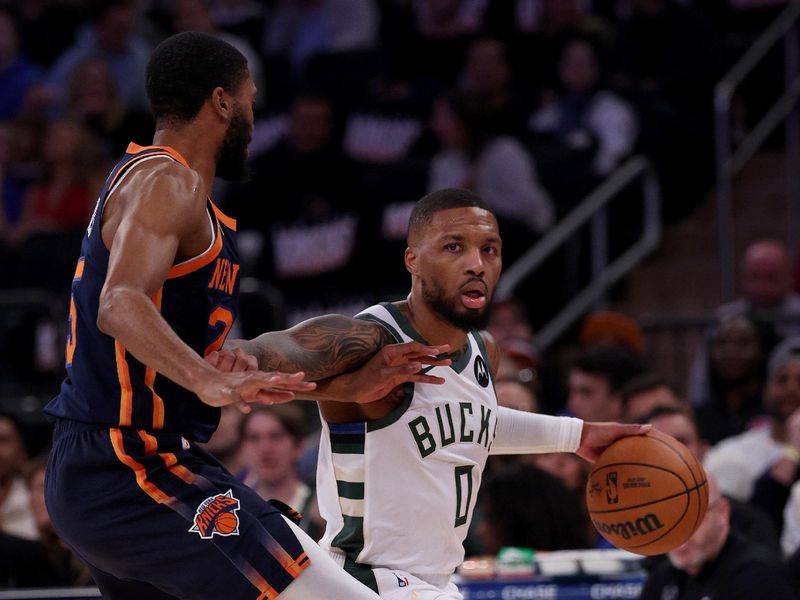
[211,87,231,121]
[405,246,418,275]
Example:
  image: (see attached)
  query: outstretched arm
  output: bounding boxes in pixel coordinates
[225,316,451,403]
[490,407,650,462]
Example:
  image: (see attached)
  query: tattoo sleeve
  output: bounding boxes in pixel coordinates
[249,315,395,381]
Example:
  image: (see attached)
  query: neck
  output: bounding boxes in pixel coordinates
[254,474,300,506]
[403,294,470,350]
[152,125,218,194]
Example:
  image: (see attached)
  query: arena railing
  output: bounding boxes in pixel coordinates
[496,155,661,352]
[714,1,800,302]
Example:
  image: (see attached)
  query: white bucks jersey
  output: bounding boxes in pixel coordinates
[317,303,498,586]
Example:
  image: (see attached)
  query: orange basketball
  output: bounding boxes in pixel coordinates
[214,511,238,535]
[585,429,708,555]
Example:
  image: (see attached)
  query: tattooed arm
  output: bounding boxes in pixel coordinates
[225,315,450,404]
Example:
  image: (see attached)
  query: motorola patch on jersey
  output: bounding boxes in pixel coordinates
[474,355,490,387]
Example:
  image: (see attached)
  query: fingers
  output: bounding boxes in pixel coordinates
[382,342,452,367]
[205,350,220,368]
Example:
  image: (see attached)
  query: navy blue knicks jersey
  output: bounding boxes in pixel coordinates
[45,143,240,442]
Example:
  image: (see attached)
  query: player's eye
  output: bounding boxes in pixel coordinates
[445,243,461,252]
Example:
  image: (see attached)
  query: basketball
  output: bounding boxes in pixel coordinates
[214,512,238,535]
[585,429,708,555]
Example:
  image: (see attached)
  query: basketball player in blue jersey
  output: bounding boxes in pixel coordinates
[220,188,651,599]
[43,32,448,600]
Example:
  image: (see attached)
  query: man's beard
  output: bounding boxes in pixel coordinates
[422,277,491,331]
[215,108,251,181]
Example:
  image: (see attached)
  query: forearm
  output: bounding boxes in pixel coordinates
[98,287,216,393]
[490,407,584,455]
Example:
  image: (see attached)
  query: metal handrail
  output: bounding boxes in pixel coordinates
[714,2,800,302]
[496,155,661,351]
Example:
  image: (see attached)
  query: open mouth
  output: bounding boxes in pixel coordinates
[461,284,487,310]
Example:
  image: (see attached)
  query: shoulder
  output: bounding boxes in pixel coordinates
[476,330,501,374]
[123,160,205,217]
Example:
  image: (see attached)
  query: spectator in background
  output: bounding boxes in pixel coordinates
[579,309,646,357]
[230,92,367,323]
[619,372,683,423]
[692,312,774,445]
[613,0,723,221]
[530,35,638,182]
[173,0,265,111]
[263,0,379,77]
[9,119,100,292]
[0,8,42,121]
[476,463,590,553]
[459,37,527,135]
[640,476,795,600]
[567,344,644,422]
[65,57,154,157]
[47,0,151,112]
[0,412,37,541]
[428,90,555,262]
[704,337,800,502]
[240,405,324,540]
[199,404,246,478]
[690,240,800,407]
[644,404,782,560]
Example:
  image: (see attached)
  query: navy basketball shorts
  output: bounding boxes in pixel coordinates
[45,419,310,600]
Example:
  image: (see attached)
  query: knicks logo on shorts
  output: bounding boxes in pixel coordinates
[189,490,241,539]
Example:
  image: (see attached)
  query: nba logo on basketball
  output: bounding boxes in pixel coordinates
[189,490,241,539]
[606,472,619,504]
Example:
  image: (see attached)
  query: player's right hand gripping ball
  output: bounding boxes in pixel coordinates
[585,429,708,555]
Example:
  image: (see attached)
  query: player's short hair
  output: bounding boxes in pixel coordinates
[145,32,248,124]
[407,188,493,242]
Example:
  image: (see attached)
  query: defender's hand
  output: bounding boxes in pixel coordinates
[196,371,316,413]
[205,348,258,373]
[344,341,452,404]
[576,422,652,463]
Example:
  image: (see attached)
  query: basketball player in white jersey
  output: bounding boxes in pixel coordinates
[221,188,649,599]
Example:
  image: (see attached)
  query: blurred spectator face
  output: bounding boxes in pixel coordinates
[242,411,302,486]
[0,416,25,483]
[463,38,510,97]
[668,478,729,576]
[650,412,707,462]
[42,120,83,164]
[532,452,586,492]
[69,58,118,118]
[487,298,533,346]
[427,0,461,24]
[742,240,793,309]
[0,123,10,166]
[431,98,467,150]
[95,4,135,54]
[568,369,621,421]
[175,0,215,33]
[710,315,763,383]
[203,404,244,460]
[543,0,584,30]
[625,385,681,423]
[496,380,538,412]
[763,358,800,422]
[288,97,332,154]
[0,11,19,66]
[558,40,599,94]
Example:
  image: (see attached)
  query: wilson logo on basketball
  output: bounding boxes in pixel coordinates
[591,513,665,540]
[189,490,241,539]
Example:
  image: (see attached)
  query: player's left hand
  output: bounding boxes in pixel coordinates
[576,422,652,463]
[205,348,258,373]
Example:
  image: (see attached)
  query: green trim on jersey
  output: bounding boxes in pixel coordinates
[330,441,365,454]
[471,330,494,384]
[337,480,365,500]
[356,313,403,344]
[332,514,365,556]
[344,556,379,593]
[381,302,473,374]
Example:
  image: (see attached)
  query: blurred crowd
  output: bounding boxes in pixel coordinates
[1,0,800,595]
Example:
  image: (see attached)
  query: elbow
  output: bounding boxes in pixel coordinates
[96,286,127,338]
